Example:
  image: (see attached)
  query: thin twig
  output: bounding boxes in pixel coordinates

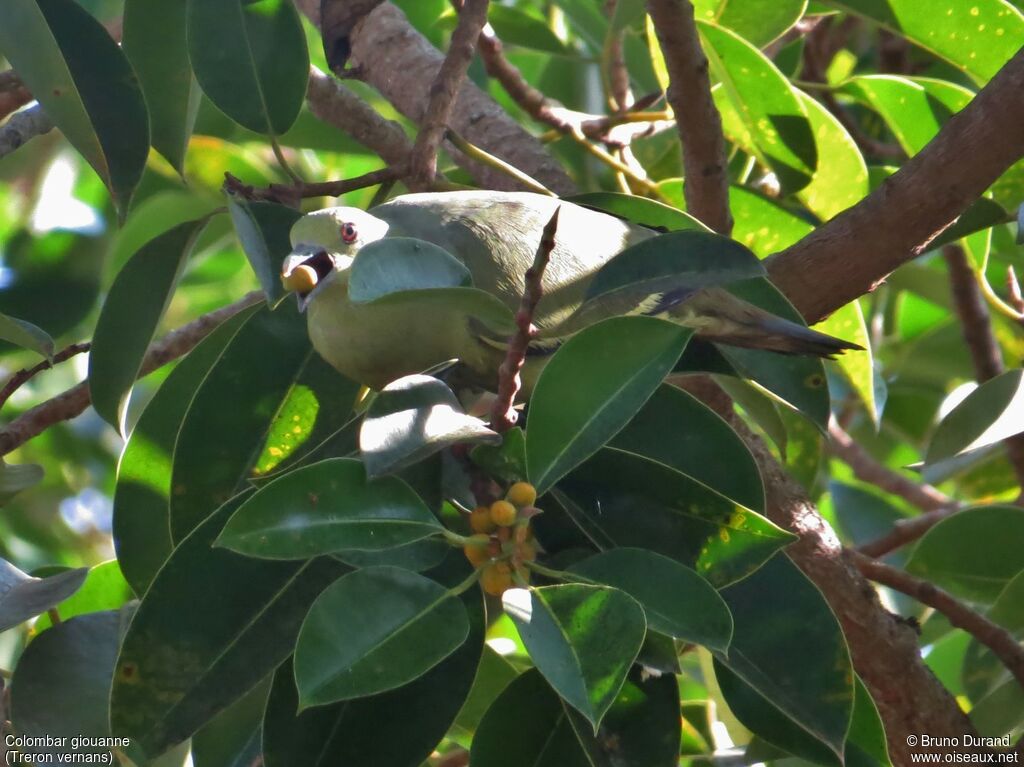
[851,550,1024,692]
[0,292,263,456]
[0,342,91,410]
[222,167,406,207]
[490,207,560,432]
[445,130,553,196]
[602,1,633,113]
[408,0,490,190]
[646,0,732,234]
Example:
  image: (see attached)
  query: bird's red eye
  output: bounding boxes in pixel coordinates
[340,222,358,244]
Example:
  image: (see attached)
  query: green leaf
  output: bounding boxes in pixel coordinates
[717,555,854,758]
[989,568,1024,634]
[0,311,54,359]
[470,667,682,767]
[89,220,209,435]
[360,374,500,478]
[841,76,953,156]
[611,383,764,512]
[566,192,710,233]
[0,559,87,632]
[110,494,347,757]
[217,458,443,558]
[227,197,303,306]
[818,301,876,425]
[926,369,1024,465]
[349,237,473,303]
[0,460,45,506]
[556,448,794,586]
[848,676,892,767]
[906,505,1024,603]
[470,427,528,484]
[190,677,270,767]
[502,584,647,731]
[569,548,733,651]
[527,317,692,494]
[488,4,574,55]
[265,557,483,766]
[112,303,259,596]
[796,90,870,221]
[32,560,133,633]
[823,0,1024,84]
[187,0,309,135]
[0,0,149,216]
[700,21,816,194]
[693,0,808,47]
[450,645,520,743]
[170,303,359,541]
[123,0,198,174]
[294,566,469,707]
[11,611,127,764]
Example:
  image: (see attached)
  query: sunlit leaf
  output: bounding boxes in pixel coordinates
[926,369,1024,464]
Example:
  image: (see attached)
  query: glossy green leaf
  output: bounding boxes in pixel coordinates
[906,505,1024,603]
[227,197,303,306]
[470,427,528,484]
[701,21,816,194]
[11,611,127,765]
[217,458,442,558]
[265,566,482,767]
[566,192,709,232]
[0,460,45,506]
[527,317,692,494]
[819,301,876,424]
[32,560,133,633]
[796,91,870,221]
[360,374,499,478]
[693,0,808,47]
[569,548,733,650]
[556,448,794,586]
[717,554,854,758]
[612,383,764,511]
[295,566,469,706]
[841,76,953,156]
[123,0,198,173]
[470,667,682,767]
[824,0,1024,84]
[90,220,209,435]
[349,237,472,303]
[503,584,647,731]
[926,369,1024,464]
[0,311,54,359]
[190,677,270,767]
[0,559,87,632]
[113,304,258,596]
[170,303,359,541]
[848,676,892,767]
[0,0,149,216]
[111,495,347,757]
[187,0,309,135]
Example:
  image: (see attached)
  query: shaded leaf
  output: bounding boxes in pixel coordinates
[470,427,528,484]
[0,560,87,632]
[227,197,303,306]
[819,301,876,425]
[0,461,45,506]
[191,677,270,767]
[0,312,54,359]
[926,369,1024,465]
[32,560,133,633]
[567,192,709,233]
[294,566,469,707]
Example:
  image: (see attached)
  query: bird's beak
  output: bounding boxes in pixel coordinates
[281,244,332,312]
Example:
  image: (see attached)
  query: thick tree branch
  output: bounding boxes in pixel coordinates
[646,0,732,234]
[767,46,1024,324]
[0,292,263,456]
[0,105,54,159]
[408,0,489,190]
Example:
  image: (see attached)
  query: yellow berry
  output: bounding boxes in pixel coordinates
[490,500,518,527]
[506,482,537,508]
[281,263,318,294]
[481,562,513,596]
[463,534,492,568]
[470,506,496,533]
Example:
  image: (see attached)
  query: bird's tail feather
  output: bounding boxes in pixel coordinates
[706,315,862,358]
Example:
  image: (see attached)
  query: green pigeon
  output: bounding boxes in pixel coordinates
[280,191,859,391]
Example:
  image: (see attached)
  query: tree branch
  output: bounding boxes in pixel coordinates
[646,0,732,234]
[0,342,91,410]
[408,0,489,190]
[0,70,33,123]
[852,550,1024,693]
[0,104,54,159]
[0,292,263,456]
[767,46,1024,324]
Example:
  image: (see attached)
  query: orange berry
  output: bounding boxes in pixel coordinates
[490,500,518,527]
[463,534,492,568]
[469,506,495,533]
[506,482,537,508]
[481,561,513,596]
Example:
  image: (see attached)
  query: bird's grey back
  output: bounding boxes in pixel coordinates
[370,191,654,329]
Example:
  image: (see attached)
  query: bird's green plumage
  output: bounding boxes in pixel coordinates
[283,191,858,390]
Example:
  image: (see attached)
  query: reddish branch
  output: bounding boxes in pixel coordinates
[490,207,560,432]
[852,551,1024,692]
[944,244,1024,497]
[0,292,263,456]
[408,0,490,190]
[767,46,1024,325]
[0,342,91,410]
[646,0,732,235]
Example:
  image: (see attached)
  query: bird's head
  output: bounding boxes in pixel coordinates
[280,206,390,308]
